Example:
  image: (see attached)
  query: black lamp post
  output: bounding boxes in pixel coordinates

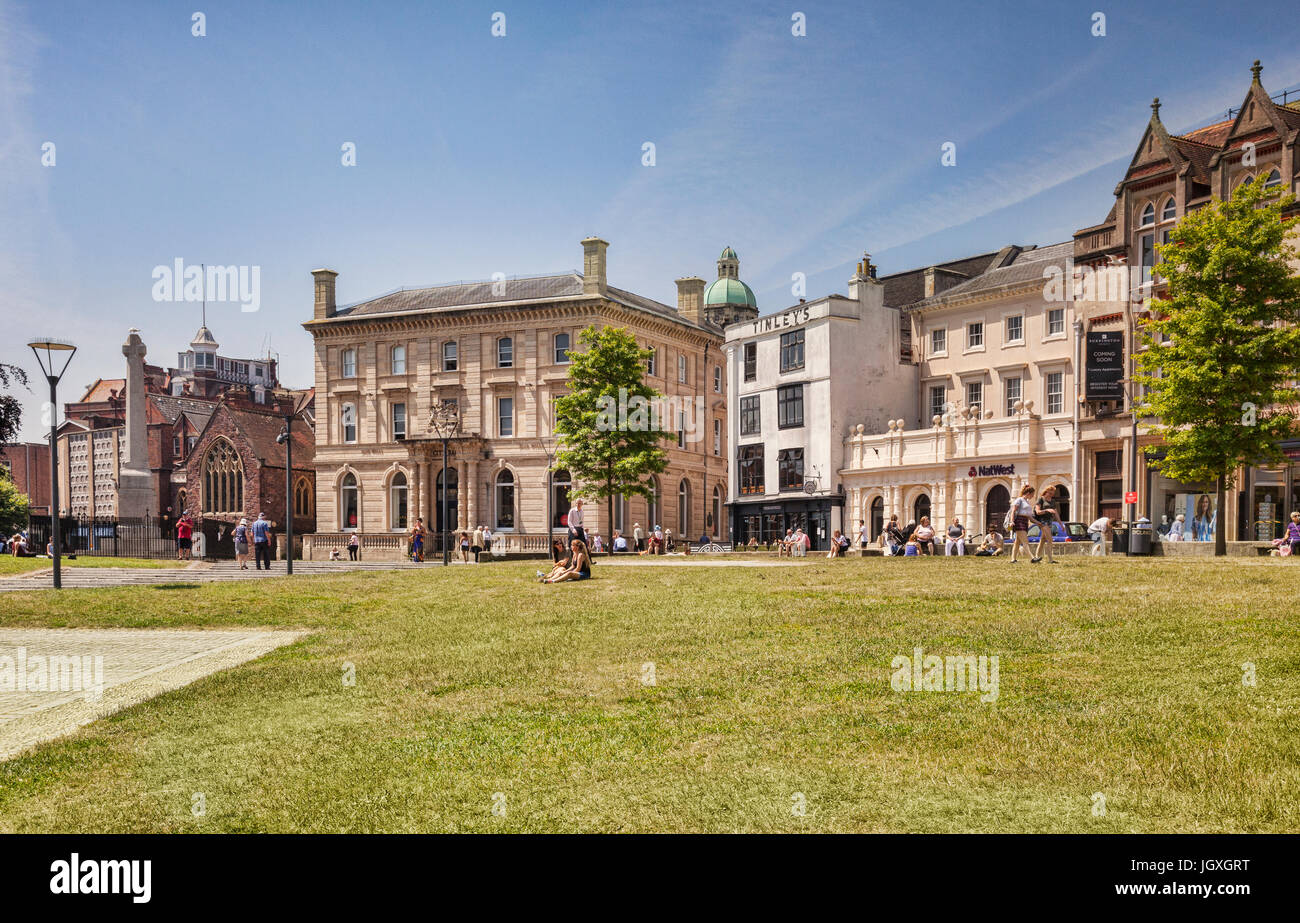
[430,400,460,566]
[275,394,306,575]
[28,338,77,590]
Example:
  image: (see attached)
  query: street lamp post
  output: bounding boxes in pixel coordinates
[429,400,460,566]
[275,396,305,575]
[28,338,77,590]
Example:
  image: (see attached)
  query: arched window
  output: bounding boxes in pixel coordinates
[554,332,571,364]
[647,477,660,529]
[177,488,187,511]
[293,477,313,517]
[870,496,884,540]
[389,471,408,531]
[1139,203,1155,227]
[495,469,515,529]
[1264,168,1282,190]
[678,479,691,535]
[340,472,359,530]
[552,468,572,529]
[436,466,458,535]
[391,344,406,375]
[913,493,931,525]
[985,485,1010,534]
[711,485,721,535]
[1161,197,1176,222]
[202,439,244,514]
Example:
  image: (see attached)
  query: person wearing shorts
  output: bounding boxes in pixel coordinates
[1009,486,1036,564]
[176,515,193,561]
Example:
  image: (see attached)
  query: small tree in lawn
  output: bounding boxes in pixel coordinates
[1136,176,1300,555]
[0,467,29,538]
[554,325,669,552]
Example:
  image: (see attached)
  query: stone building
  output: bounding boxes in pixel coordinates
[303,237,740,557]
[1071,60,1300,538]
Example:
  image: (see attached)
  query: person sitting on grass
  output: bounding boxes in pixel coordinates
[974,529,1004,556]
[542,539,592,583]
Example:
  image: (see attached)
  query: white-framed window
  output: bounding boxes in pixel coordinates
[1005,315,1023,344]
[930,327,946,355]
[497,337,513,368]
[677,479,691,535]
[442,340,458,372]
[929,385,945,421]
[1005,376,1022,416]
[967,322,984,349]
[498,396,514,436]
[554,332,571,364]
[678,353,687,383]
[391,344,406,375]
[341,348,356,378]
[1139,202,1155,227]
[1139,233,1155,286]
[340,472,359,530]
[495,469,515,530]
[391,402,407,440]
[966,381,983,415]
[173,435,181,458]
[676,410,686,448]
[1047,307,1065,337]
[713,418,721,456]
[1046,372,1064,414]
[389,471,408,531]
[341,403,357,443]
[713,366,722,393]
[646,346,657,377]
[1161,197,1177,222]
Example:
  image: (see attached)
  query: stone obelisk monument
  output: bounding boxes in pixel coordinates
[117,329,157,519]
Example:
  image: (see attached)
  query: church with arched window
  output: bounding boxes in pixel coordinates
[182,393,316,558]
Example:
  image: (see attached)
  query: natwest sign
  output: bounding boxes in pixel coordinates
[967,463,1016,477]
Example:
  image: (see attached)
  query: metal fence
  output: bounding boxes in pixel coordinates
[26,514,179,560]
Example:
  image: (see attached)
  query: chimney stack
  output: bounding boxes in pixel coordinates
[848,253,883,309]
[675,276,706,325]
[923,266,937,298]
[581,237,609,295]
[312,269,338,319]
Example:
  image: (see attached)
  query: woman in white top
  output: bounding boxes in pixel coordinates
[1009,486,1036,563]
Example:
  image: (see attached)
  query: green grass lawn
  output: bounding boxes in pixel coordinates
[0,556,179,576]
[0,557,1296,832]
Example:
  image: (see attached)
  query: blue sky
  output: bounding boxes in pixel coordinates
[4,0,1299,441]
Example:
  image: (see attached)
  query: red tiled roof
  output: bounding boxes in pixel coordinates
[1177,120,1232,148]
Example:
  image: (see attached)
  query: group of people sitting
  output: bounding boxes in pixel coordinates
[539,537,593,583]
[874,514,1000,557]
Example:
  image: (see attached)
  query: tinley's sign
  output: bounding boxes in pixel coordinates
[968,463,1015,477]
[751,305,811,335]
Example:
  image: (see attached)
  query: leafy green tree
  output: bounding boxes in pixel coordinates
[554,325,670,551]
[0,363,29,445]
[0,467,30,537]
[1136,176,1300,555]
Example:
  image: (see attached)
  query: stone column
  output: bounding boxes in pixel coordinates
[117,329,157,519]
[466,458,479,529]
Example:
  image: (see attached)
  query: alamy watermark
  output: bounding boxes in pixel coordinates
[152,258,261,313]
[596,388,705,443]
[890,646,999,702]
[0,647,104,701]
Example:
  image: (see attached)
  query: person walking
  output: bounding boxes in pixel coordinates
[1166,513,1186,542]
[472,525,484,564]
[460,531,470,563]
[347,531,360,561]
[1033,486,1060,564]
[1009,485,1036,564]
[944,518,966,556]
[884,515,905,556]
[410,517,425,562]
[858,519,870,553]
[567,498,586,546]
[632,522,645,553]
[1088,515,1112,556]
[482,525,494,558]
[252,512,273,570]
[234,517,251,570]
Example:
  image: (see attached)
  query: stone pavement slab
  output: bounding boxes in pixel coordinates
[0,628,303,761]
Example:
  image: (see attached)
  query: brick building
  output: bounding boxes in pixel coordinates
[182,393,316,557]
[0,442,51,514]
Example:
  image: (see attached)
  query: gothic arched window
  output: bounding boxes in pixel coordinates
[202,439,244,514]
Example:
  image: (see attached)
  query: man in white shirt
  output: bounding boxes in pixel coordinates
[1087,516,1112,556]
[567,498,586,545]
[858,519,869,552]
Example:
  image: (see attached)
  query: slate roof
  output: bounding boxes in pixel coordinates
[879,250,1005,309]
[209,402,314,470]
[910,242,1074,309]
[332,272,707,331]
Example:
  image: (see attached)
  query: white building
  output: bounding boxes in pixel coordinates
[724,257,914,548]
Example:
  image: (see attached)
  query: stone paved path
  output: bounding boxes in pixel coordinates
[0,627,304,761]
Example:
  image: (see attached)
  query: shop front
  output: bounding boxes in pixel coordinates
[730,493,843,550]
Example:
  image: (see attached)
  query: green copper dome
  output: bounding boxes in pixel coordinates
[703,276,756,307]
[719,246,739,261]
